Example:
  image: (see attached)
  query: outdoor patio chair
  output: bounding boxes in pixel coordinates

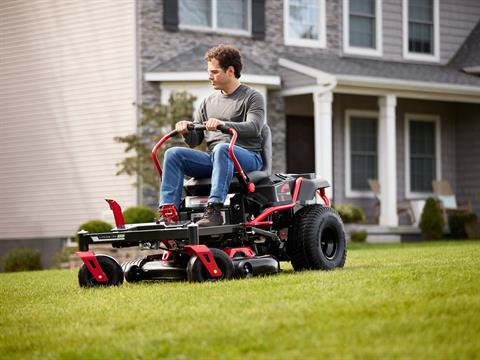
[368,179,415,224]
[432,180,473,222]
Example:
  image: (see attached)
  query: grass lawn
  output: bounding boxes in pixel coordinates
[1,241,479,359]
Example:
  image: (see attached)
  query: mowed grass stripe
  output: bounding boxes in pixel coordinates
[1,241,479,359]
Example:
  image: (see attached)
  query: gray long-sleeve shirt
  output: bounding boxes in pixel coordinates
[183,84,266,152]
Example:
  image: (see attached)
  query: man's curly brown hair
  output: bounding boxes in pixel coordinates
[204,44,243,79]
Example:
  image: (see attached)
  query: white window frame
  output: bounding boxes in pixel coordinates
[179,0,252,36]
[404,113,442,199]
[284,0,327,48]
[345,110,379,198]
[343,0,383,57]
[402,0,440,62]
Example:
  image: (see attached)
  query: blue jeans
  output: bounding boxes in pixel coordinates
[160,143,263,209]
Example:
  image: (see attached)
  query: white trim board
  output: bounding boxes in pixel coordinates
[144,72,281,87]
[464,66,480,75]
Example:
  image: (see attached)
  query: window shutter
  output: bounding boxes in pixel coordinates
[252,0,265,40]
[164,0,179,32]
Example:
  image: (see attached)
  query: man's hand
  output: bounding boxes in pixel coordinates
[175,120,192,135]
[205,118,225,131]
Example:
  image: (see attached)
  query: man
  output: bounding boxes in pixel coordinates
[160,44,266,227]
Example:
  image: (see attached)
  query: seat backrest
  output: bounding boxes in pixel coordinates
[260,124,272,176]
[432,180,453,196]
[432,180,457,209]
[367,179,380,198]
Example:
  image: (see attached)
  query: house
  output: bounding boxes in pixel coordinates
[0,1,138,266]
[142,0,480,227]
[1,0,479,266]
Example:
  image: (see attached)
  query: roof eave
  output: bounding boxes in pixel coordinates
[335,75,480,103]
[463,66,480,75]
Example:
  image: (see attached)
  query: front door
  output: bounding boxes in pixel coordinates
[286,115,315,173]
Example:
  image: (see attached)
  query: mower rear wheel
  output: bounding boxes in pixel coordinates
[78,255,124,287]
[287,205,346,271]
[187,248,234,282]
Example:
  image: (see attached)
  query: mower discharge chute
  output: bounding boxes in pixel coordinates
[76,124,346,287]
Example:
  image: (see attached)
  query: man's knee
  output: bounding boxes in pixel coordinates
[212,143,229,156]
[164,147,182,162]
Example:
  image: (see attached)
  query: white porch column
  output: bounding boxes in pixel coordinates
[378,95,398,226]
[313,91,333,198]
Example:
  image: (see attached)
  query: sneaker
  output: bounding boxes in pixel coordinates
[196,203,223,227]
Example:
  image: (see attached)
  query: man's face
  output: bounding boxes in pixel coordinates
[207,58,234,91]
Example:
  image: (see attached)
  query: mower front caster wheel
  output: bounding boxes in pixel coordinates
[187,248,234,282]
[78,255,124,288]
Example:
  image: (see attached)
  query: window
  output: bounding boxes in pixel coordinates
[343,0,382,56]
[179,0,211,27]
[284,0,326,48]
[179,0,251,35]
[403,0,440,61]
[345,111,378,197]
[405,114,441,197]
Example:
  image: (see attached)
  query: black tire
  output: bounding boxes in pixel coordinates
[78,255,124,287]
[287,205,346,271]
[186,248,234,282]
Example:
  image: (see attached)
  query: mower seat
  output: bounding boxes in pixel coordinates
[184,124,272,196]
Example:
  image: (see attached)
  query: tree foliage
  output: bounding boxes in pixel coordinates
[114,91,197,195]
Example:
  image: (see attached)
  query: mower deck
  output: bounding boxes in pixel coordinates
[78,222,261,251]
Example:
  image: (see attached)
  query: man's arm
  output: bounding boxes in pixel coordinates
[223,91,265,137]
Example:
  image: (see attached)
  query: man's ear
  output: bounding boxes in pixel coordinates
[227,66,235,77]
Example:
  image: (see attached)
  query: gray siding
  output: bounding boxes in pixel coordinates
[284,95,314,117]
[441,0,480,64]
[280,67,317,89]
[456,104,480,214]
[382,0,403,61]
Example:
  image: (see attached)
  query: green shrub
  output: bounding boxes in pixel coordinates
[123,206,157,224]
[448,213,477,239]
[465,220,480,239]
[350,230,368,243]
[419,198,444,240]
[75,220,112,242]
[333,203,366,223]
[53,246,77,268]
[3,248,42,272]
